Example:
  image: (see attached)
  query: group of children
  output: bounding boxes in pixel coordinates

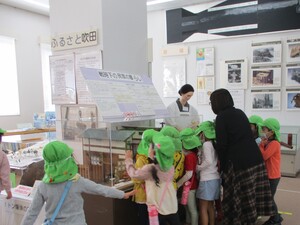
[127,114,283,225]
[126,121,221,225]
[0,114,283,225]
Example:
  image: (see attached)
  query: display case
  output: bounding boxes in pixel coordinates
[280,126,300,177]
[56,107,203,225]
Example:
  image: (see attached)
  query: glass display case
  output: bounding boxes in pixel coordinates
[56,110,202,225]
[280,126,300,177]
[56,104,203,188]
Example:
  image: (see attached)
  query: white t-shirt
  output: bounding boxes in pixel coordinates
[197,141,220,181]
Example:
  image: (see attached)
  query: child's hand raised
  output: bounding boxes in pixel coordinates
[125,150,133,160]
[123,189,137,199]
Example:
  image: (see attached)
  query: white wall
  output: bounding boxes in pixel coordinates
[147,10,300,126]
[0,4,50,129]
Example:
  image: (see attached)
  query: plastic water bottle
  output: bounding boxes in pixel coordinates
[180,181,191,205]
[148,205,159,225]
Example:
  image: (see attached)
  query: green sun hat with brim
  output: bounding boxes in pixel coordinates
[195,121,216,139]
[152,134,175,172]
[180,128,202,150]
[42,141,78,184]
[249,115,264,135]
[160,126,182,151]
[0,128,6,134]
[248,115,263,125]
[137,129,159,156]
[263,118,281,142]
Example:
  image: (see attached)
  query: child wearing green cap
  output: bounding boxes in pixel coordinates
[132,129,158,225]
[249,115,264,145]
[195,121,220,225]
[0,128,12,199]
[21,141,136,225]
[259,118,283,225]
[125,134,181,225]
[177,128,200,225]
[160,125,185,190]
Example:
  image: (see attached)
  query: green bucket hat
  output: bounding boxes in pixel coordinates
[195,121,216,139]
[0,128,6,134]
[249,115,263,135]
[137,129,158,156]
[180,128,202,150]
[160,126,182,151]
[152,134,175,172]
[263,118,281,142]
[248,115,263,125]
[42,141,78,184]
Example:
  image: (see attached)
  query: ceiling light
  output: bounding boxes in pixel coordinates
[23,0,49,9]
[147,0,177,6]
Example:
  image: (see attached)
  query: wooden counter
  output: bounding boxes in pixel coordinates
[3,128,56,136]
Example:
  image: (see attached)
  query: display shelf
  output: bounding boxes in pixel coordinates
[280,126,300,177]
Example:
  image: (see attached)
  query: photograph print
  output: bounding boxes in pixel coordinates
[287,91,300,110]
[253,47,275,63]
[286,38,300,62]
[286,65,300,87]
[251,41,282,65]
[220,59,247,89]
[228,63,241,83]
[251,66,281,88]
[251,91,281,110]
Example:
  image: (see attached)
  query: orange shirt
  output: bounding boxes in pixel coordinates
[259,140,281,179]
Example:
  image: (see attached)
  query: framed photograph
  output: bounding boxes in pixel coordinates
[220,59,247,89]
[251,41,282,65]
[251,65,281,88]
[251,90,281,111]
[286,64,300,87]
[286,38,300,63]
[286,91,300,110]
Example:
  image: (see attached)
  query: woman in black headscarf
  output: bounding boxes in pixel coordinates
[209,88,274,225]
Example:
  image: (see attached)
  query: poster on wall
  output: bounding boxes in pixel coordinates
[197,76,214,105]
[163,58,186,97]
[286,90,300,110]
[49,54,76,104]
[196,47,214,76]
[251,41,282,65]
[251,65,281,88]
[286,63,300,87]
[75,51,102,104]
[251,90,281,111]
[220,59,248,89]
[229,89,244,111]
[286,38,300,63]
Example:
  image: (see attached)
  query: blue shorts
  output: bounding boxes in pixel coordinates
[196,179,221,201]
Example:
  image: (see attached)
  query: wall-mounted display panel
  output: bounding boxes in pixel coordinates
[286,38,300,63]
[251,90,281,111]
[251,41,282,65]
[286,63,300,87]
[251,65,281,88]
[286,90,300,110]
[220,59,247,89]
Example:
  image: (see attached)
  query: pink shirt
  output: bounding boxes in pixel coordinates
[0,150,11,192]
